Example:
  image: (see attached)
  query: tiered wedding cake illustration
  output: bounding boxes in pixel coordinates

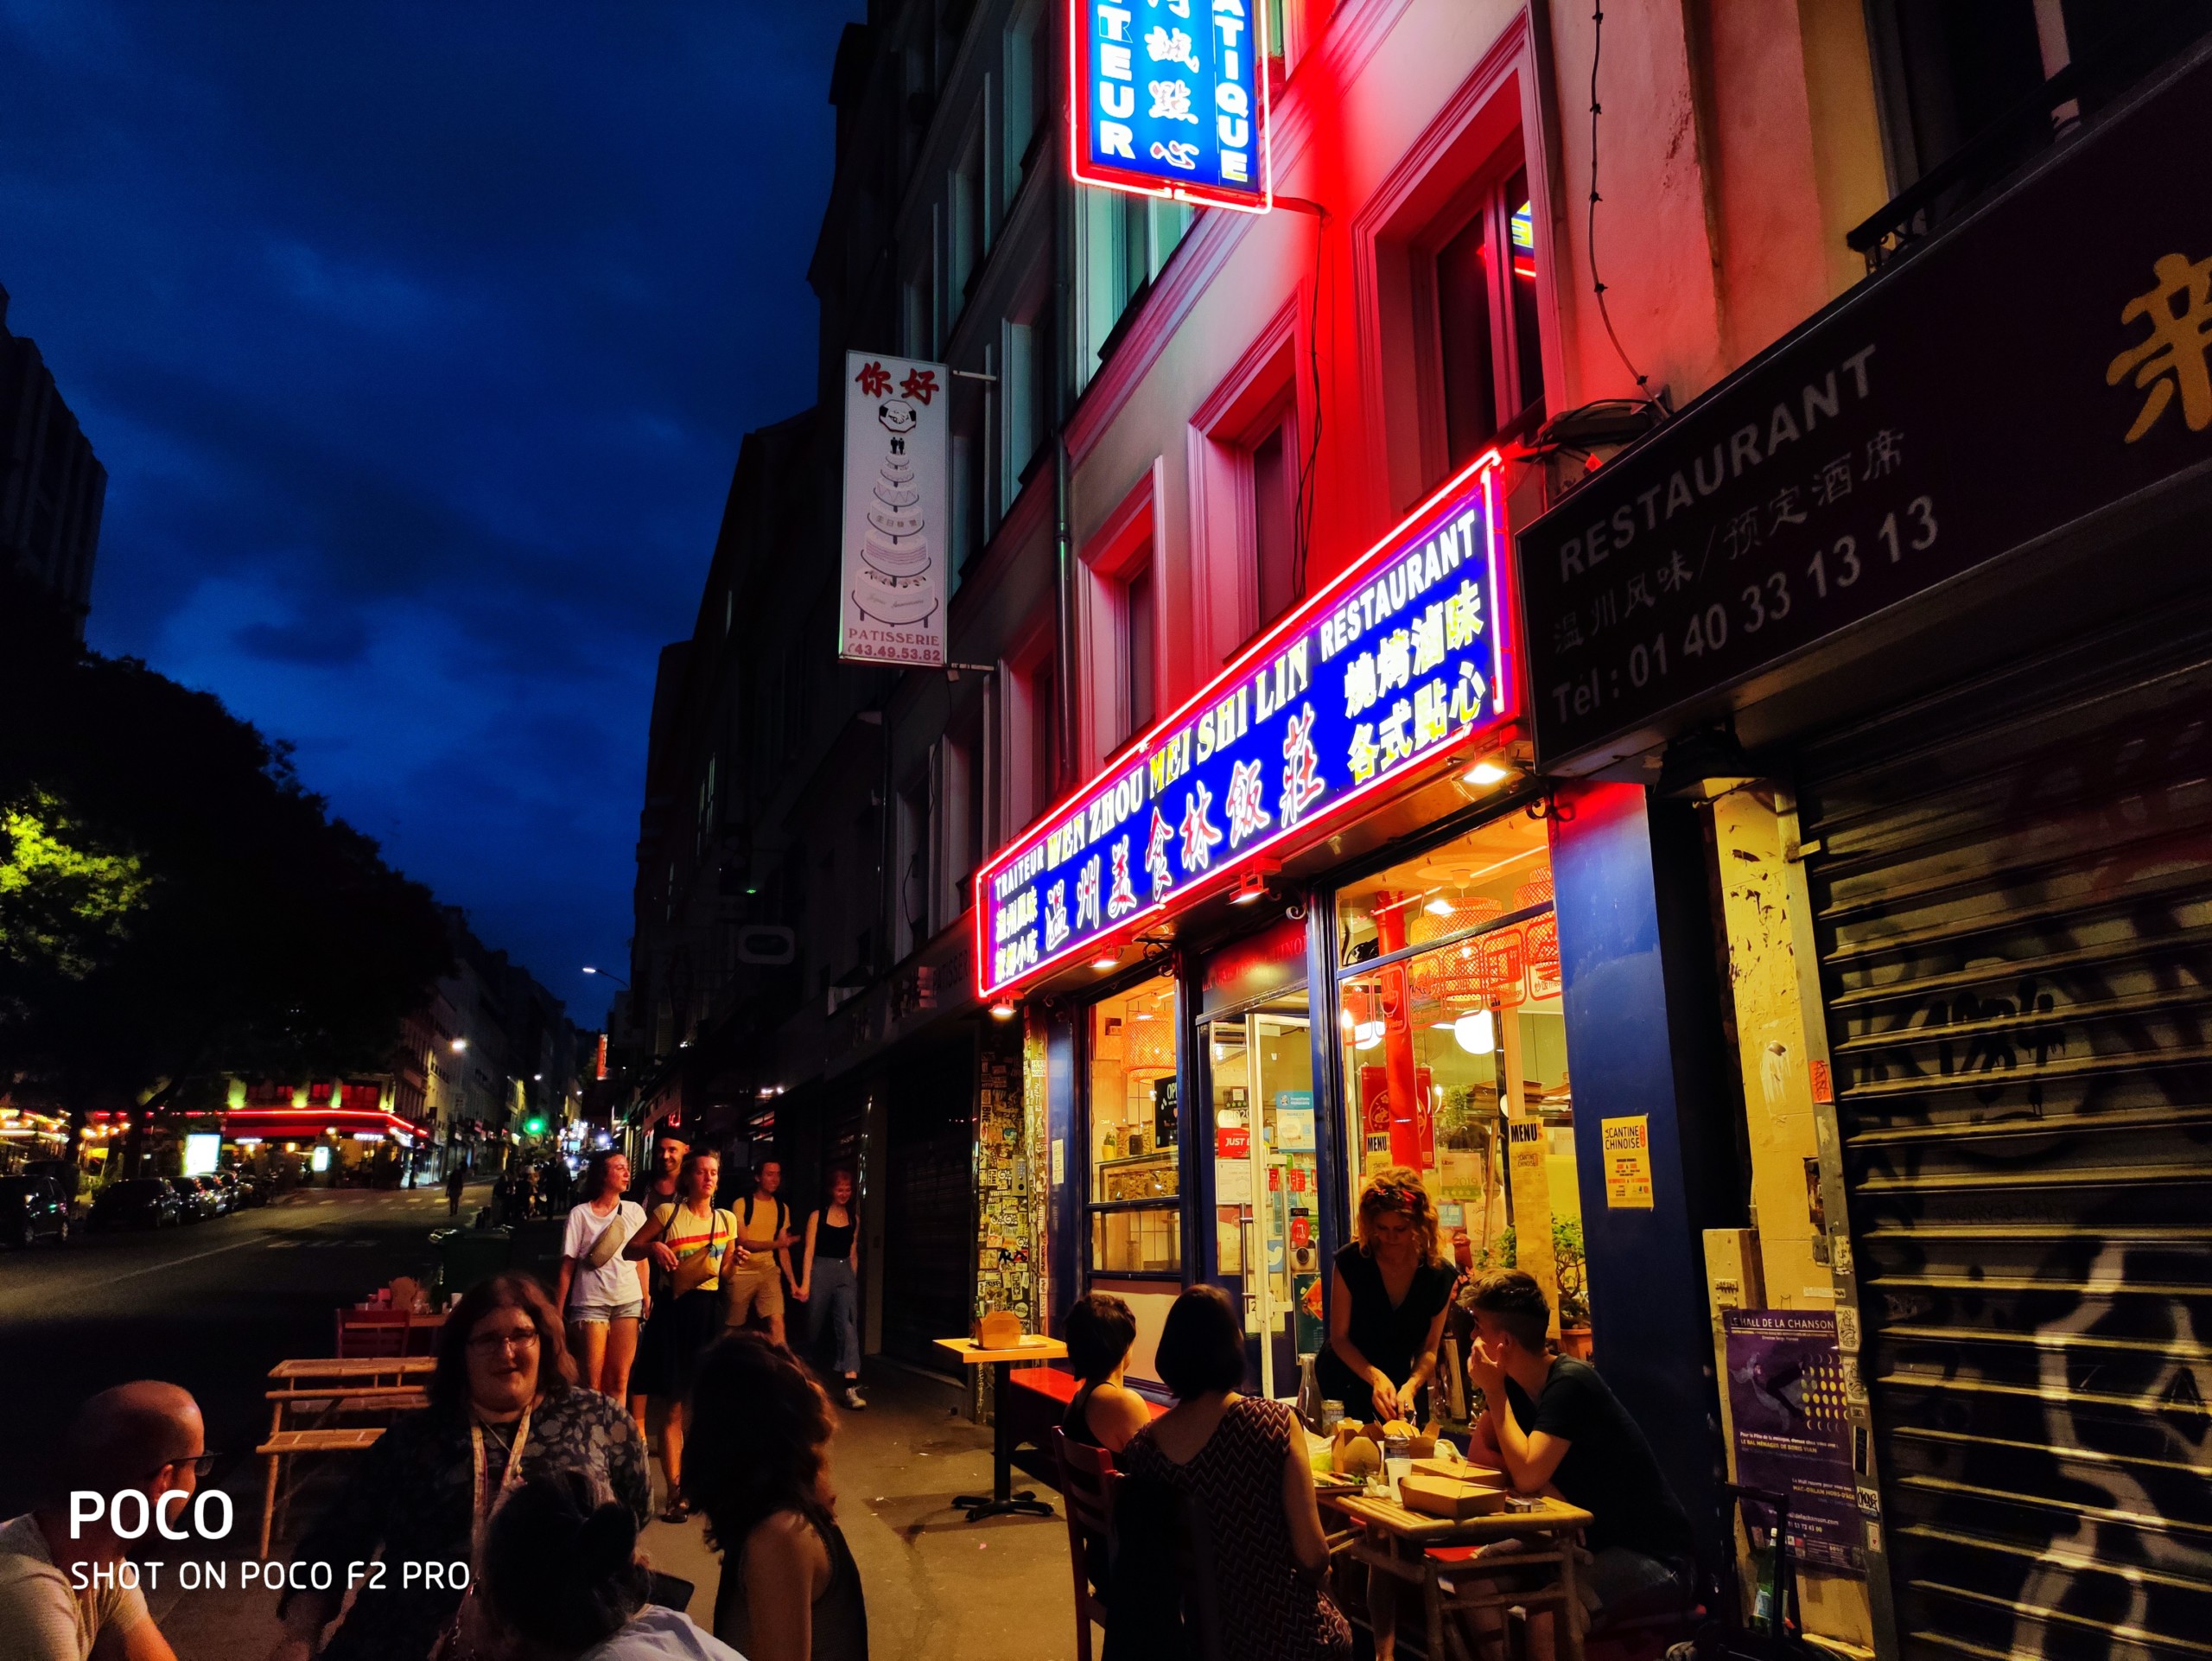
[851,397,938,627]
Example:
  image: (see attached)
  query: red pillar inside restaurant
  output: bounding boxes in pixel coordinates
[1375,896,1423,1169]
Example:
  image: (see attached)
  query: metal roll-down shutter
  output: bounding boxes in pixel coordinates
[1798,601,2212,1661]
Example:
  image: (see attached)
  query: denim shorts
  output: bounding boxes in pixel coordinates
[569,1298,644,1325]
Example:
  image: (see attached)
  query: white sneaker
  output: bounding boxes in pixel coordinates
[843,1386,867,1410]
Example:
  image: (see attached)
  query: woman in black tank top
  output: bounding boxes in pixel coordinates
[798,1168,865,1410]
[1061,1293,1153,1454]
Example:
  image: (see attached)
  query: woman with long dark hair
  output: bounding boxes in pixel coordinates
[462,1470,741,1659]
[556,1151,650,1399]
[795,1167,865,1410]
[265,1273,650,1661]
[622,1149,742,1522]
[684,1333,868,1661]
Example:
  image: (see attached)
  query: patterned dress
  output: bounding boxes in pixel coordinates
[282,1387,651,1661]
[1117,1397,1352,1661]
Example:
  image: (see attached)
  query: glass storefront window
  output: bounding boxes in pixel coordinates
[1088,974,1180,1274]
[1335,813,1591,1348]
[1202,996,1320,1399]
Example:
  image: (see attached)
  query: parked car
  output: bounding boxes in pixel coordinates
[0,1175,71,1247]
[168,1175,213,1222]
[231,1170,264,1208]
[90,1178,183,1231]
[195,1174,232,1216]
[212,1172,242,1212]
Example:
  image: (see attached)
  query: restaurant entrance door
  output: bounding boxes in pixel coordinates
[1201,995,1320,1401]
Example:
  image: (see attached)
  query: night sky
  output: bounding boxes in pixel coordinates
[1,3,857,1029]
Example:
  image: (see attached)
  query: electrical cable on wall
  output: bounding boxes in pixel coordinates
[1292,208,1330,601]
[1586,3,1661,409]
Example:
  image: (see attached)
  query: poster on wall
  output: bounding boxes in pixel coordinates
[839,351,948,667]
[1600,1115,1654,1209]
[1724,1309,1865,1574]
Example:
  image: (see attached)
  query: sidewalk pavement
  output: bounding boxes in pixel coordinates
[149,1360,1079,1661]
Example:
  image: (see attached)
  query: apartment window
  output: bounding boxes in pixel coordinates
[1433,169,1544,468]
[1003,1,1051,210]
[1031,657,1058,806]
[1079,189,1195,381]
[904,244,937,360]
[1005,303,1053,502]
[950,121,984,309]
[1124,563,1156,735]
[942,715,984,918]
[1250,408,1299,626]
[951,374,988,578]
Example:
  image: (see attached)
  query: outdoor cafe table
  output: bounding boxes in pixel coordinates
[931,1334,1068,1522]
[1321,1488,1592,1661]
[270,1355,436,1386]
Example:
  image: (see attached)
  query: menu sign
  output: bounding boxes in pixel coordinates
[1516,47,2212,769]
[978,457,1511,996]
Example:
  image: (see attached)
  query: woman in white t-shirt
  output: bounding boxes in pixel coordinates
[556,1152,651,1400]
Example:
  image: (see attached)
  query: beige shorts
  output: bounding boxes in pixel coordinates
[725,1254,785,1321]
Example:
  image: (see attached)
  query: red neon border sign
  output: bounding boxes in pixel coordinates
[975,449,1514,1000]
[1066,0,1275,214]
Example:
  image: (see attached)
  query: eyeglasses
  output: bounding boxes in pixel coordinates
[149,1453,221,1480]
[467,1330,543,1354]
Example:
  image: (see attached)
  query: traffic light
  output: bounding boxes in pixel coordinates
[523,1116,547,1136]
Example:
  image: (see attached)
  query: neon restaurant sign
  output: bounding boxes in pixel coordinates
[977,455,1514,997]
[1069,0,1273,213]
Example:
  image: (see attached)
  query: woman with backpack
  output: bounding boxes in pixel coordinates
[623,1150,744,1522]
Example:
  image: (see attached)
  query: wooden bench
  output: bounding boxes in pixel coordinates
[1007,1367,1168,1487]
[257,1427,386,1556]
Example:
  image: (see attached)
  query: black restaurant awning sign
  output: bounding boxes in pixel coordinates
[1516,43,2212,771]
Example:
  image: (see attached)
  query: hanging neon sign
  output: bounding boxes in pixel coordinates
[976,452,1513,997]
[1068,0,1273,213]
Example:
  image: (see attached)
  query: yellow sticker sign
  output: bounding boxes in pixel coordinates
[1601,1115,1654,1210]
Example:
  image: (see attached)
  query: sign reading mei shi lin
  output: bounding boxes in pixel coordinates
[978,457,1511,996]
[1071,0,1271,212]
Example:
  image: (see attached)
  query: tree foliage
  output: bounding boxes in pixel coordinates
[0,572,451,1110]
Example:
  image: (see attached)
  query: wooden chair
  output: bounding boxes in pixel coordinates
[255,1427,385,1556]
[1052,1428,1120,1661]
[335,1307,415,1357]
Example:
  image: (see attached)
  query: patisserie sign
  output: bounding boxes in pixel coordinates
[840,351,950,667]
[977,452,1512,996]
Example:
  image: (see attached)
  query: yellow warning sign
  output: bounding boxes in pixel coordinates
[1601,1115,1653,1210]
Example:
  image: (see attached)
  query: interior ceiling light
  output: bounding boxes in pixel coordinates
[1453,1010,1497,1055]
[1425,896,1458,916]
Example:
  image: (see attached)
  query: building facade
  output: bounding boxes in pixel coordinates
[644,3,2212,1652]
[0,283,105,633]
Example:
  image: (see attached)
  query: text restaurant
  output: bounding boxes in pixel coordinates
[976,454,1604,1404]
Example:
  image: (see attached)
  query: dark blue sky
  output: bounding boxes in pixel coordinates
[1,3,856,1029]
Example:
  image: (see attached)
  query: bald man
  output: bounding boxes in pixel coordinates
[0,1382,201,1661]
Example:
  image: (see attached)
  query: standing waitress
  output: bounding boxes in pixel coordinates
[795,1167,865,1410]
[624,1150,743,1522]
[1315,1168,1458,1425]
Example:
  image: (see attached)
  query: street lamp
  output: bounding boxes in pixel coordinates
[450,1037,468,1053]
[582,965,630,988]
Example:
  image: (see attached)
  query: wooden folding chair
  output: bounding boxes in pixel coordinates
[334,1308,415,1357]
[1052,1428,1120,1661]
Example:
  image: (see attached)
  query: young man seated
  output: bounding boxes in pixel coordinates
[1464,1269,1696,1622]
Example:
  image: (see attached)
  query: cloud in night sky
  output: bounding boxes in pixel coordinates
[0,0,858,1026]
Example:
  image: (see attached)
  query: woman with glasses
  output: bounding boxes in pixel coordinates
[1313,1167,1458,1427]
[266,1272,650,1661]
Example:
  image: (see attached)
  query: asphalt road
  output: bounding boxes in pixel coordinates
[0,1182,479,1516]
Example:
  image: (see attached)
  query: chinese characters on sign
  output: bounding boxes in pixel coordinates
[1516,46,2212,771]
[1071,0,1272,212]
[978,458,1510,996]
[839,351,950,667]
